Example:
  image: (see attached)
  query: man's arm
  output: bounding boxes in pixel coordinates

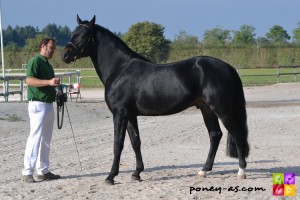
[26,77,60,87]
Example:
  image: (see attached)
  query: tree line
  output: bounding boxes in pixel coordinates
[3,24,71,51]
[2,22,300,68]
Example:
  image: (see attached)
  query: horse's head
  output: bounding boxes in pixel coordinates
[62,15,96,63]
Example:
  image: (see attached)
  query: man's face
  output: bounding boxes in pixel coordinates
[41,40,56,59]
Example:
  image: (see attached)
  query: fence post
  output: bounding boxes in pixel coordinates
[294,65,297,82]
[76,70,81,83]
[276,65,280,83]
[19,79,23,101]
[4,79,8,102]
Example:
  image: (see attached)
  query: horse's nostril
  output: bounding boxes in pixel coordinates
[62,52,68,61]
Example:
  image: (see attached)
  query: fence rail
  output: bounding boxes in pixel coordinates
[1,66,300,101]
[1,71,81,102]
[237,65,300,84]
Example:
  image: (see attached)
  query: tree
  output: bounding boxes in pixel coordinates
[172,31,199,50]
[15,25,37,46]
[292,22,300,45]
[232,25,256,46]
[3,25,15,46]
[4,42,20,52]
[114,31,124,38]
[169,31,199,60]
[202,27,231,47]
[3,24,71,47]
[4,25,37,46]
[256,37,270,47]
[4,42,20,67]
[42,24,71,46]
[23,34,46,52]
[42,24,59,38]
[57,25,71,46]
[123,21,171,63]
[266,25,290,44]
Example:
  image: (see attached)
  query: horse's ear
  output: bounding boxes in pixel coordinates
[77,15,83,25]
[90,15,96,25]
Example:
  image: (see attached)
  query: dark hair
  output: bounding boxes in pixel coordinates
[39,38,56,49]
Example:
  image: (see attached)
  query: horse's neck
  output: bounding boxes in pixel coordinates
[90,28,146,86]
[90,57,106,84]
[90,44,131,86]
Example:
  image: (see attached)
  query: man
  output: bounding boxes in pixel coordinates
[22,38,61,183]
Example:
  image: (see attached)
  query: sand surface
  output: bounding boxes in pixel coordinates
[0,83,299,199]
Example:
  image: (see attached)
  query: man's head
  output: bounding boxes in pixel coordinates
[39,38,56,59]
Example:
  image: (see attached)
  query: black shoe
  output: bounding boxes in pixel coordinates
[22,175,35,183]
[36,172,61,181]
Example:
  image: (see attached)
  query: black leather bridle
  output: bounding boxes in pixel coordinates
[67,24,95,61]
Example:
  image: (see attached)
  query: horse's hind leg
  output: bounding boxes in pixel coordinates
[219,115,248,179]
[198,104,223,177]
[127,116,144,181]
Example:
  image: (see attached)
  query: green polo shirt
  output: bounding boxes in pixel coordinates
[26,54,56,102]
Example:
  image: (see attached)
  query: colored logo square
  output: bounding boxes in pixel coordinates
[284,184,296,196]
[273,173,284,184]
[284,173,296,184]
[273,184,284,196]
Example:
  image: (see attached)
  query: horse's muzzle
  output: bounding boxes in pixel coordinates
[61,49,72,64]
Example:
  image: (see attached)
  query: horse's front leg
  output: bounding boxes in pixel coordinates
[105,111,128,185]
[127,116,144,181]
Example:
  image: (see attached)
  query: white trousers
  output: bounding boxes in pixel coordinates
[22,101,54,176]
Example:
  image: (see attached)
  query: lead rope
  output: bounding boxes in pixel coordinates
[64,102,83,172]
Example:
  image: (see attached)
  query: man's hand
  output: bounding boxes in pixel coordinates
[49,78,61,86]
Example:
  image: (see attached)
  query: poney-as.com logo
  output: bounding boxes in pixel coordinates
[272,172,296,196]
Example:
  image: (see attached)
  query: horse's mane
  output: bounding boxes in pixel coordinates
[88,22,150,62]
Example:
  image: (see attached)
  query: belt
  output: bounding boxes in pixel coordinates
[29,99,53,103]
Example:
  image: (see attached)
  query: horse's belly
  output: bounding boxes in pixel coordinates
[136,93,194,116]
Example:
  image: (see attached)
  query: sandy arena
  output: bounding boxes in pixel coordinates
[0,83,299,199]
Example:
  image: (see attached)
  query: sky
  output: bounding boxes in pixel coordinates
[1,0,300,40]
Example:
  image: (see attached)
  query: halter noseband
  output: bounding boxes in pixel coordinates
[67,41,79,50]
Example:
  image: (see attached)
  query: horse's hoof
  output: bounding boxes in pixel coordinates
[131,175,141,181]
[197,171,207,178]
[105,179,114,185]
[237,174,246,179]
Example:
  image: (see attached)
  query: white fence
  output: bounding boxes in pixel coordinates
[0,70,81,102]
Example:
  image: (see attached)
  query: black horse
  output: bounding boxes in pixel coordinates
[62,15,250,185]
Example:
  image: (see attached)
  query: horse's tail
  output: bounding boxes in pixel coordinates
[226,71,250,158]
